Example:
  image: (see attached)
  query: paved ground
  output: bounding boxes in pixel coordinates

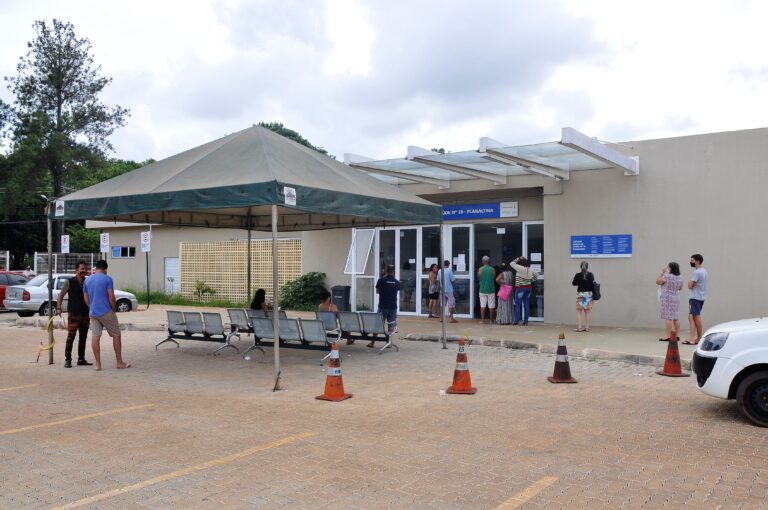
[1,324,766,509]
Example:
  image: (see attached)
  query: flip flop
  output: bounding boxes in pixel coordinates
[116,364,132,369]
[681,340,698,345]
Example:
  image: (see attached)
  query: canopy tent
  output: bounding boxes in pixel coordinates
[51,125,443,387]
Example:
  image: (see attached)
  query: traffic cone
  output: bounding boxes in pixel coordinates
[656,331,690,377]
[316,342,353,401]
[548,331,577,383]
[447,337,477,394]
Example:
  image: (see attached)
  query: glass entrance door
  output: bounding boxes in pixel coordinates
[446,225,473,317]
[523,221,544,321]
[398,229,418,313]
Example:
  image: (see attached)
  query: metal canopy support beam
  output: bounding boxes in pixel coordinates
[408,146,507,186]
[560,127,639,175]
[349,163,450,188]
[485,149,570,181]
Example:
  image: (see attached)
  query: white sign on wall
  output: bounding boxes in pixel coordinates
[100,233,110,253]
[499,201,519,218]
[60,235,70,254]
[140,231,151,253]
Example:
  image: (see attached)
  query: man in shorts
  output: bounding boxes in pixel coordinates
[477,255,496,323]
[374,264,400,348]
[83,260,130,370]
[684,253,708,345]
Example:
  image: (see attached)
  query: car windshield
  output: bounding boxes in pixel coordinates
[26,275,48,287]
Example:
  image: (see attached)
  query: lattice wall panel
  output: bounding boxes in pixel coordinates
[180,239,302,303]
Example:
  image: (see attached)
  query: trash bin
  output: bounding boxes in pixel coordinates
[331,285,351,311]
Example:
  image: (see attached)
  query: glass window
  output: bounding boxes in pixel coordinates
[0,274,8,284]
[111,246,137,259]
[451,227,470,275]
[344,229,375,275]
[355,278,374,311]
[399,229,417,313]
[378,230,396,278]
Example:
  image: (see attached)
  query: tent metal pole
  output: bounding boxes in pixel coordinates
[246,210,252,303]
[46,203,54,364]
[271,205,281,390]
[440,222,446,349]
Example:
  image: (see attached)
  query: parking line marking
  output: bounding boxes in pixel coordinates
[0,404,154,436]
[51,431,316,510]
[496,476,558,509]
[0,384,39,392]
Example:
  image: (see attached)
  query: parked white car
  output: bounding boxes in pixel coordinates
[3,274,139,317]
[692,318,768,427]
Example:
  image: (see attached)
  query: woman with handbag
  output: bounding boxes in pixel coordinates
[572,261,595,332]
[495,262,514,324]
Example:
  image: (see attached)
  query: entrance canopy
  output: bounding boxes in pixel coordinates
[344,127,639,187]
[52,126,442,229]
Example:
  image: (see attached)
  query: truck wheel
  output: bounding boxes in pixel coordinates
[116,299,132,312]
[736,371,768,427]
[39,302,56,317]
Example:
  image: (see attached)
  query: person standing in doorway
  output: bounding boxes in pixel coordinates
[495,262,514,325]
[427,263,439,318]
[83,260,130,371]
[439,260,458,323]
[374,264,400,348]
[656,262,683,342]
[510,256,539,326]
[477,256,496,324]
[684,253,708,345]
[572,261,595,332]
[55,261,92,368]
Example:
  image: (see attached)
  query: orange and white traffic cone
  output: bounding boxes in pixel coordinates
[447,337,477,394]
[656,331,690,377]
[548,331,577,383]
[316,342,353,401]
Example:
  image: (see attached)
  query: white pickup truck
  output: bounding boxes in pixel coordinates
[692,318,768,427]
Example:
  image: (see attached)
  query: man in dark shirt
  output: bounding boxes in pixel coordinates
[373,264,400,348]
[55,261,93,368]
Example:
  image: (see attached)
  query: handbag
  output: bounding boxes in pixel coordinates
[592,282,601,301]
[498,283,513,301]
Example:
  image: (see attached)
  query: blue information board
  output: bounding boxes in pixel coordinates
[570,234,632,258]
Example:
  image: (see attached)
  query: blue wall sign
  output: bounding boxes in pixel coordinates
[443,202,518,221]
[570,234,632,258]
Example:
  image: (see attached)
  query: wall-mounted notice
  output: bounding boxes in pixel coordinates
[570,234,632,258]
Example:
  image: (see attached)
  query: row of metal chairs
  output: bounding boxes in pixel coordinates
[156,309,398,357]
[315,310,398,353]
[156,311,236,356]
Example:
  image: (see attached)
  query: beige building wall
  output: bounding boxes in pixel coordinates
[301,229,351,290]
[543,128,768,328]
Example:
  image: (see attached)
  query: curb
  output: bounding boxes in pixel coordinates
[12,320,691,368]
[403,334,690,368]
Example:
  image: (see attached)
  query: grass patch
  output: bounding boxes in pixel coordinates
[125,289,248,309]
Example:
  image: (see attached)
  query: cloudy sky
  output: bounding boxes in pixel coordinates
[2,0,768,162]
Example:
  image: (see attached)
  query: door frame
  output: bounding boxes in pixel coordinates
[522,221,544,322]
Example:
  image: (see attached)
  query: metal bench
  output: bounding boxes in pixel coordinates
[337,311,396,352]
[156,311,238,355]
[315,311,342,344]
[267,310,288,320]
[360,312,398,353]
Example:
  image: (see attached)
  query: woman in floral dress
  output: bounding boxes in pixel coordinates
[656,262,683,341]
[495,263,514,324]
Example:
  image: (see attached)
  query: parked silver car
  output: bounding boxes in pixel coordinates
[3,274,139,317]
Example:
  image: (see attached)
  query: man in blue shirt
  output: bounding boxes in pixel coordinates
[83,260,130,371]
[374,264,400,348]
[438,260,458,323]
[685,253,708,345]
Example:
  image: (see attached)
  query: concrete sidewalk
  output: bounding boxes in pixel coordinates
[4,304,696,368]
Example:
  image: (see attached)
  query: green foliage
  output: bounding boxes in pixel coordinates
[65,223,99,252]
[258,122,334,159]
[3,19,129,248]
[279,272,327,311]
[193,280,217,301]
[125,288,247,309]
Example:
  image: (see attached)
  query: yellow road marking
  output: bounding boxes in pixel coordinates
[0,384,39,392]
[496,476,558,509]
[0,404,154,436]
[51,431,316,510]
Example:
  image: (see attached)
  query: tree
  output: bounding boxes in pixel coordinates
[258,122,334,158]
[3,19,129,248]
